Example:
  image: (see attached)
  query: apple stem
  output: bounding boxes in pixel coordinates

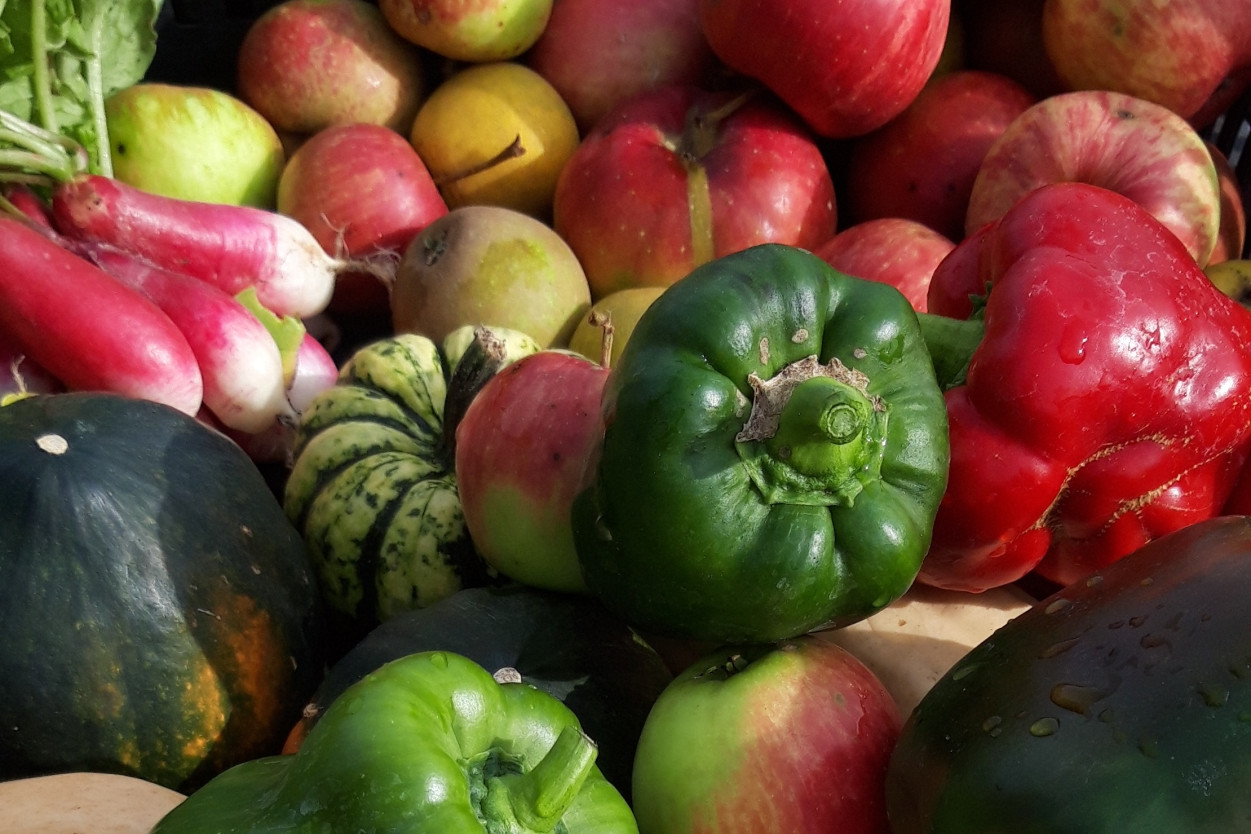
[587,310,615,370]
[434,133,526,187]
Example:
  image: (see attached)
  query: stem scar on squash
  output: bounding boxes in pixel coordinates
[35,432,69,454]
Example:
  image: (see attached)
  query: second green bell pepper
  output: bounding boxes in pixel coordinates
[571,243,950,644]
[148,650,638,834]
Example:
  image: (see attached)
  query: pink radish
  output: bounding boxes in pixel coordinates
[0,215,203,415]
[84,244,295,434]
[49,174,365,319]
[213,332,341,463]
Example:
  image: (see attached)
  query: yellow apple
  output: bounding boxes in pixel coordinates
[408,62,579,220]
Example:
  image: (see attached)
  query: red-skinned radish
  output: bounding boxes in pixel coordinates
[83,244,295,434]
[0,215,203,415]
[49,174,370,319]
[213,332,341,463]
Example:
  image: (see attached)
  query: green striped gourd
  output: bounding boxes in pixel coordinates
[283,326,540,644]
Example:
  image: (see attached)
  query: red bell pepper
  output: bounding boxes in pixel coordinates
[918,181,1251,592]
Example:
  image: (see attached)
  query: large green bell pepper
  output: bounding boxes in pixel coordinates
[149,650,638,834]
[571,243,950,644]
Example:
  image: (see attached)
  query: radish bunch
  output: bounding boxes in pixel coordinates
[0,159,349,450]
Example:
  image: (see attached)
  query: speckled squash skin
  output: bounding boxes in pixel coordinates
[283,327,540,649]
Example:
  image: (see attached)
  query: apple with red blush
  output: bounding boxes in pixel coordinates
[552,85,838,298]
[696,0,950,139]
[630,634,903,834]
[1042,0,1251,128]
[526,0,718,134]
[815,218,956,313]
[454,348,610,593]
[276,122,448,317]
[966,89,1223,266]
[843,69,1036,242]
[236,0,427,136]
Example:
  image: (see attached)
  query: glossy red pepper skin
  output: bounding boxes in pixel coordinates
[920,182,1251,592]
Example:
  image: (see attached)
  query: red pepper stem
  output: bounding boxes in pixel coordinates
[497,725,598,831]
[915,312,985,390]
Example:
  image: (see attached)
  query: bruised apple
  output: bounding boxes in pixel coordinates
[391,205,592,348]
[455,350,609,593]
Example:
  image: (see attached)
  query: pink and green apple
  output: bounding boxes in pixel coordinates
[454,349,609,593]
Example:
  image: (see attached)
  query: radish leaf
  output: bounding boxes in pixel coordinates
[0,0,163,175]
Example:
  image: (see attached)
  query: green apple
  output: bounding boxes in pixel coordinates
[105,83,286,208]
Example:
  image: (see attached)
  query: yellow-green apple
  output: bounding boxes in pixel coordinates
[630,635,903,834]
[1208,141,1247,264]
[379,0,552,62]
[276,122,447,318]
[815,218,956,313]
[843,69,1036,242]
[235,0,426,136]
[696,0,950,139]
[966,89,1223,266]
[957,0,1065,99]
[105,83,285,208]
[391,205,592,347]
[1042,0,1251,128]
[552,85,838,298]
[525,0,718,133]
[454,349,609,593]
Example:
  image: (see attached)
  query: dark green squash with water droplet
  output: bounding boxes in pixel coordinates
[887,516,1251,832]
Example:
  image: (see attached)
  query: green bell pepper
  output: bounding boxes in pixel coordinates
[571,243,950,644]
[149,651,638,834]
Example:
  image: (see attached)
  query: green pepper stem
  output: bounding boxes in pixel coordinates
[496,725,598,832]
[915,312,985,390]
[768,376,874,477]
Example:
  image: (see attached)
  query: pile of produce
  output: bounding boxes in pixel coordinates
[1,0,1249,830]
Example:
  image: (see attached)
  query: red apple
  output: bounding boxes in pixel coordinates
[236,0,427,136]
[843,69,1036,242]
[525,0,718,133]
[276,122,448,317]
[631,635,902,834]
[454,349,609,593]
[696,0,950,139]
[1042,0,1251,128]
[957,0,1066,99]
[552,85,838,298]
[966,89,1223,266]
[815,219,956,313]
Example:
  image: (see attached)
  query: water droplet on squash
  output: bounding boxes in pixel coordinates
[1039,637,1081,659]
[1029,717,1060,737]
[982,715,1003,735]
[1198,683,1229,707]
[1044,598,1072,615]
[1050,683,1103,716]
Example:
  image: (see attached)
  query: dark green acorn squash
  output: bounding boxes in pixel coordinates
[282,583,674,801]
[0,392,326,792]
